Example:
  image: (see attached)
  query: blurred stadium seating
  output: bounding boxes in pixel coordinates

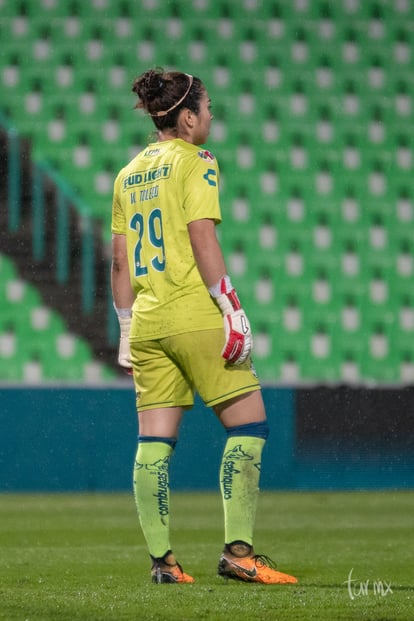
[0,252,115,382]
[1,0,413,384]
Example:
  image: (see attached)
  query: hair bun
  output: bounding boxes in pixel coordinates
[142,69,165,102]
[132,68,199,122]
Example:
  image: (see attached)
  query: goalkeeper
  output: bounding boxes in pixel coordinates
[111,67,297,585]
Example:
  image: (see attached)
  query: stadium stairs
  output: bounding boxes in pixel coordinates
[0,125,118,374]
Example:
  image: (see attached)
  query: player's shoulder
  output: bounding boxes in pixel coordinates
[174,139,217,164]
[114,149,145,186]
[116,151,140,175]
[195,148,217,165]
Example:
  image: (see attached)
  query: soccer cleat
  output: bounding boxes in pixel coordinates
[218,547,297,585]
[151,553,195,584]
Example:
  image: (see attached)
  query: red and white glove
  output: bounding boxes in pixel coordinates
[114,307,133,373]
[209,275,253,365]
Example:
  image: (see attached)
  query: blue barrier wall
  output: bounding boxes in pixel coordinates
[0,387,295,492]
[1,387,413,492]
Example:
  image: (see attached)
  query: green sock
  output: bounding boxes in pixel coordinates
[220,435,266,546]
[133,441,174,559]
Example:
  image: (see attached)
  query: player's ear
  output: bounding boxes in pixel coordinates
[181,107,194,128]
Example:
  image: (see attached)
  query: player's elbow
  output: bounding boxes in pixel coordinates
[111,257,123,274]
[112,234,128,273]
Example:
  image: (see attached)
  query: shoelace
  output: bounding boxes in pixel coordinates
[252,554,278,570]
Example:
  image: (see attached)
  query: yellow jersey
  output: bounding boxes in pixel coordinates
[111,138,224,341]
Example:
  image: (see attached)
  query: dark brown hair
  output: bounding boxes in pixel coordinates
[132,68,204,130]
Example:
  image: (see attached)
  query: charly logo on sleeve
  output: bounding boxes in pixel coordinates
[203,168,217,187]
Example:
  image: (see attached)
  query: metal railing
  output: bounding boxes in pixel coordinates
[0,112,118,348]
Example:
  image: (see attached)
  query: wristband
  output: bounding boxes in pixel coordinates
[114,304,132,319]
[209,275,241,315]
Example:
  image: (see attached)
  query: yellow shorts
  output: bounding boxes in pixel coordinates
[130,328,260,411]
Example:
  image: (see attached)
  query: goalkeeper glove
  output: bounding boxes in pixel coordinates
[114,306,132,373]
[209,275,253,365]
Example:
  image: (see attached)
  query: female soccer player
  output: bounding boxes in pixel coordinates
[111,68,297,585]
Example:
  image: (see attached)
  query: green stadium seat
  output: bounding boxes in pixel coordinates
[0,355,24,382]
[1,0,412,384]
[0,254,114,383]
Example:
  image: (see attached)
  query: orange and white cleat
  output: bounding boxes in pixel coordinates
[151,552,195,584]
[218,543,297,585]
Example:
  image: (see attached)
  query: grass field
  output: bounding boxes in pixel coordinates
[0,491,413,621]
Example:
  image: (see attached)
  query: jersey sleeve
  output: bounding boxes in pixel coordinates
[182,154,222,224]
[111,170,127,235]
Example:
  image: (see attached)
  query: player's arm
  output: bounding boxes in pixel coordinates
[187,219,252,365]
[187,218,226,287]
[111,233,135,371]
